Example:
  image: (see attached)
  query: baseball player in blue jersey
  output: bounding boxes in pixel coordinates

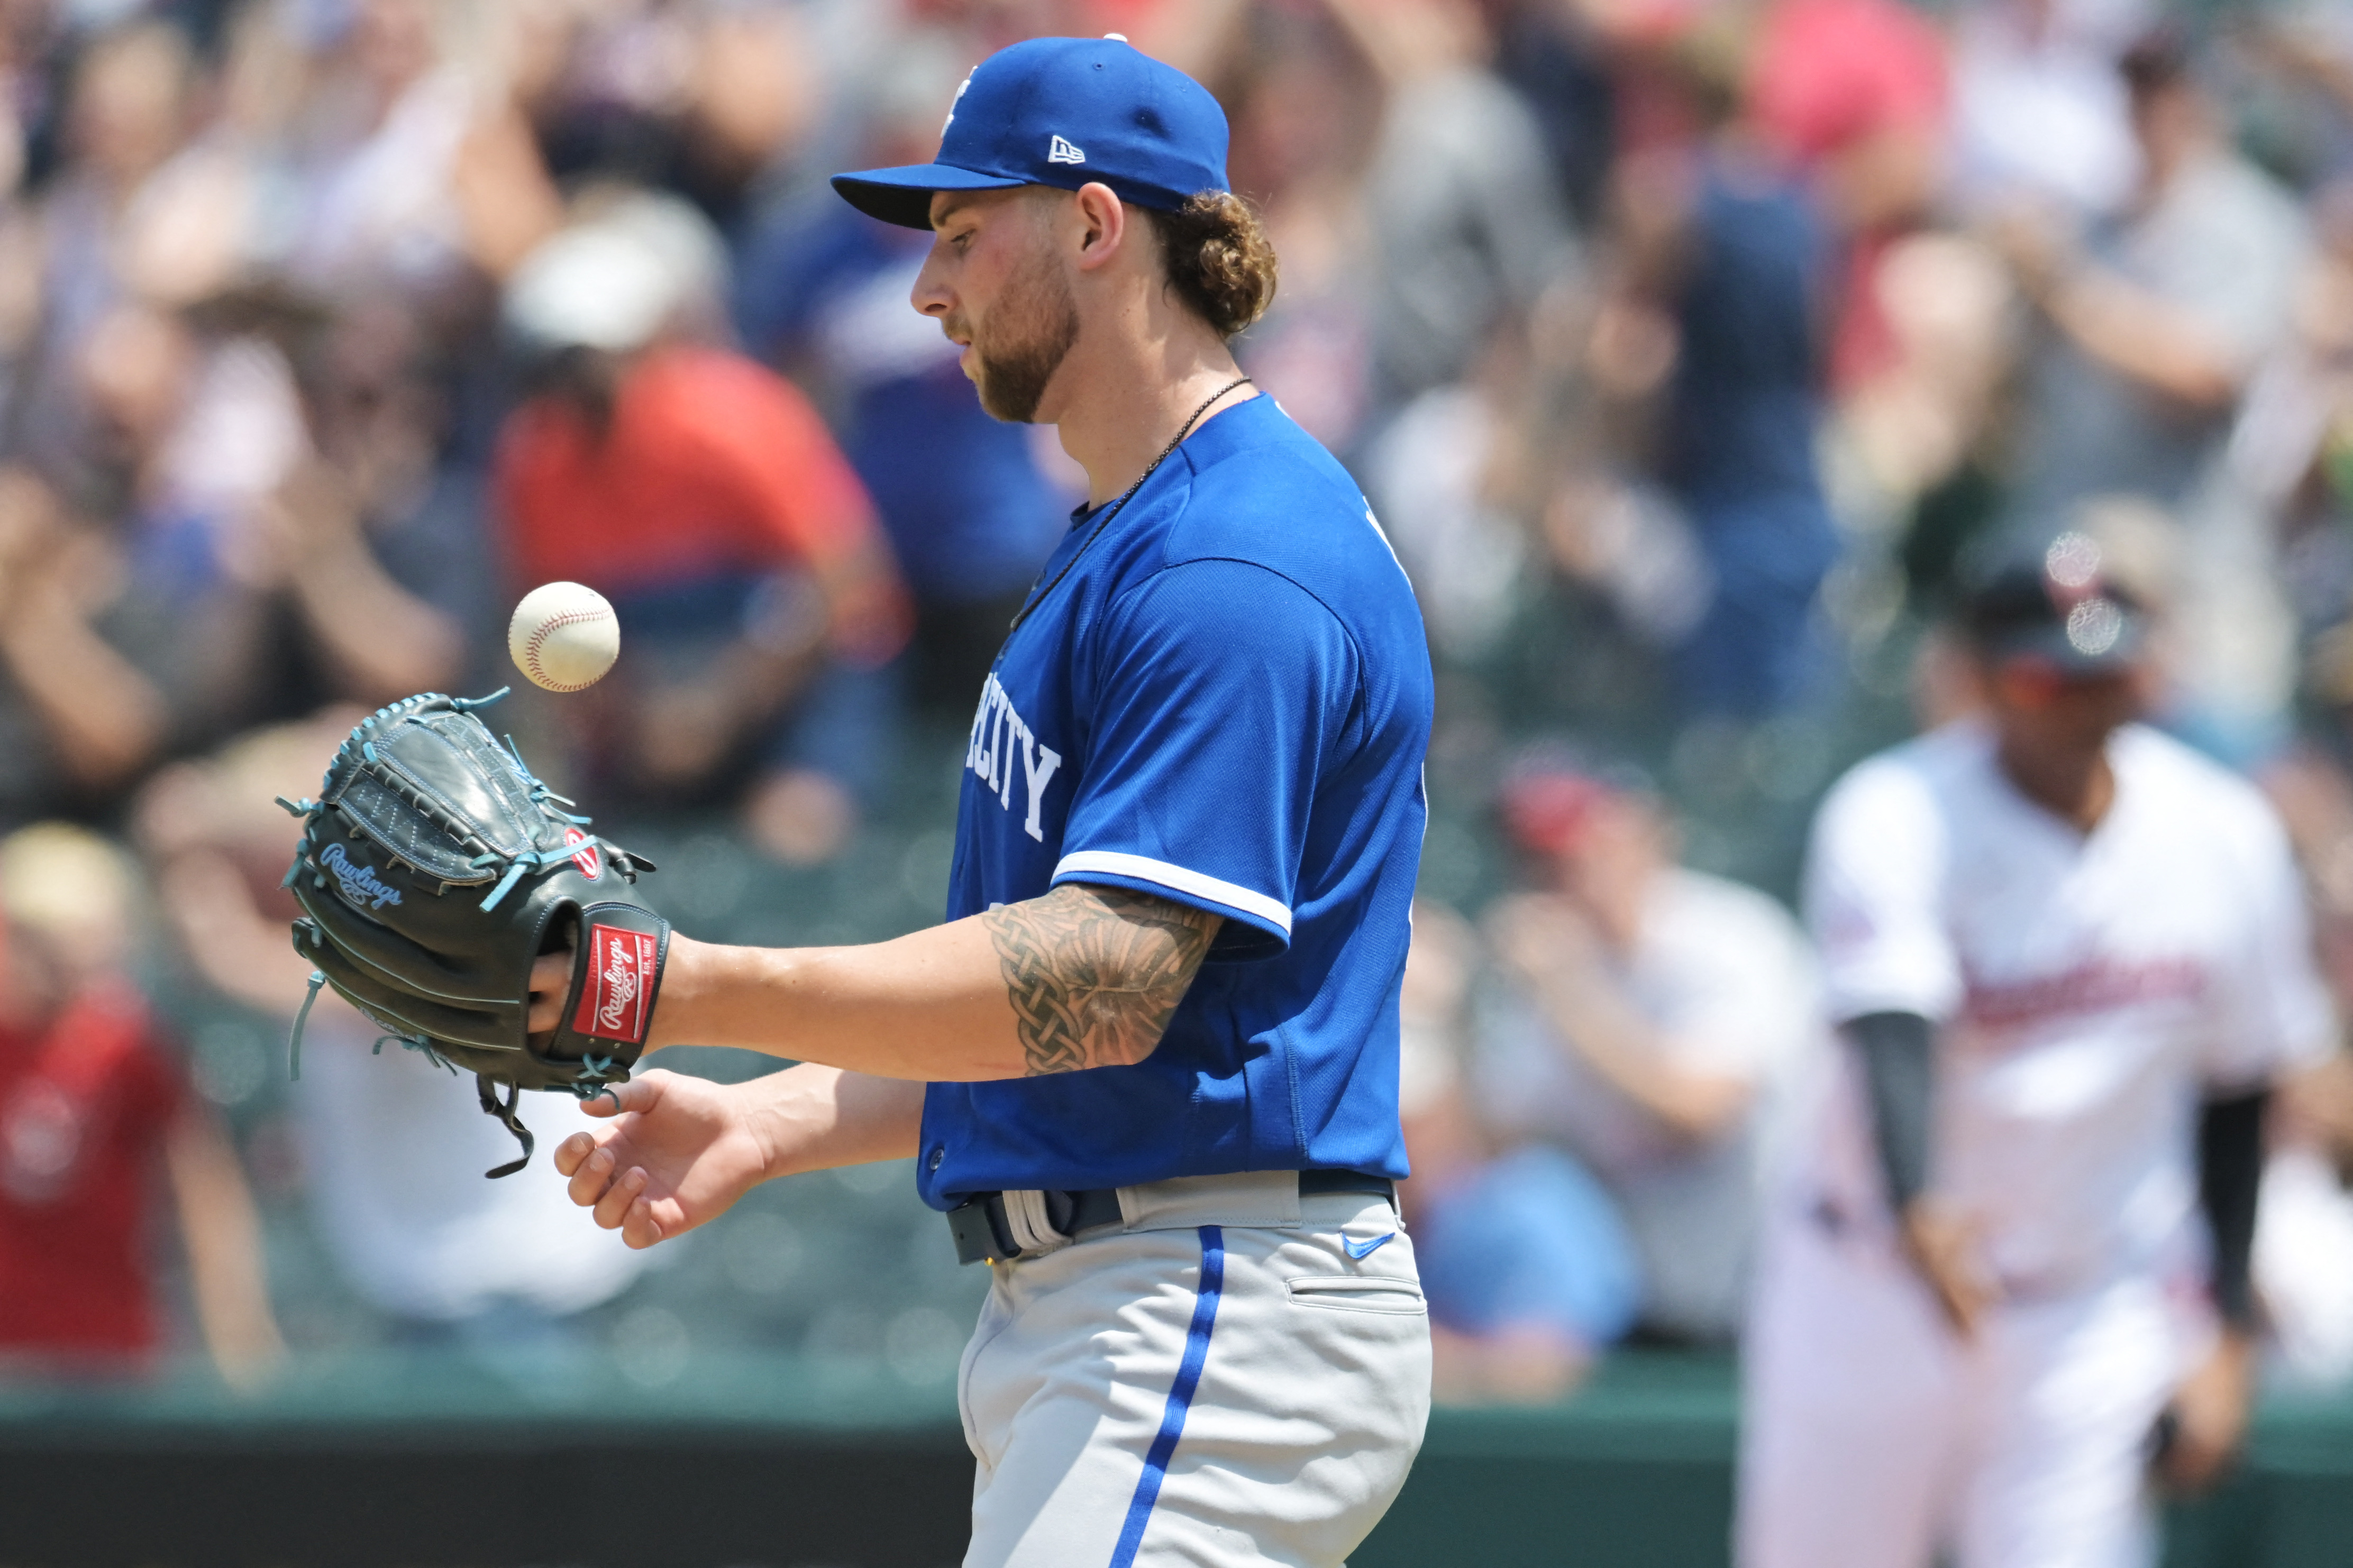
[543,37,1435,1567]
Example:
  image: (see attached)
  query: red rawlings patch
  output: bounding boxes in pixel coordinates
[572,923,657,1043]
[564,827,601,881]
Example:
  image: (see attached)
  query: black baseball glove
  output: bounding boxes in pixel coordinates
[281,691,668,1177]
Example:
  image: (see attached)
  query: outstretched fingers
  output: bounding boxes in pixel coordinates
[552,1130,597,1177]
[563,1141,661,1243]
[562,1137,622,1209]
[621,1198,669,1250]
[567,1145,671,1248]
[593,1163,648,1231]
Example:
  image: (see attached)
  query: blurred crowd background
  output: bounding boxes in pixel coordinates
[8,0,2353,1417]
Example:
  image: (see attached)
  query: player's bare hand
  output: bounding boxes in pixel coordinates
[1900,1199,2000,1337]
[2158,1331,2255,1494]
[551,1069,773,1250]
[526,946,572,1034]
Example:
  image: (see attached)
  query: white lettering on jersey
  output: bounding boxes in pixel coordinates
[966,680,998,784]
[1021,732,1064,841]
[966,675,1063,842]
[995,695,1020,811]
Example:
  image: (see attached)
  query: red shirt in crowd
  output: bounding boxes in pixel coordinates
[1747,0,1949,391]
[0,986,185,1361]
[497,344,884,599]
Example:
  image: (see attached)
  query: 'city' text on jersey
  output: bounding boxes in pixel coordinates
[966,672,1062,841]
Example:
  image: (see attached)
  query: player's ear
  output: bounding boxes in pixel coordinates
[1070,181,1128,272]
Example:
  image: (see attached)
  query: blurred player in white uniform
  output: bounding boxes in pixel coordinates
[1738,534,2337,1568]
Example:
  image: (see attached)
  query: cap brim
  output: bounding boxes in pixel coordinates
[1983,618,2149,675]
[831,163,1028,230]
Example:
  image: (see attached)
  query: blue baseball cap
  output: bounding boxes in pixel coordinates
[832,35,1230,231]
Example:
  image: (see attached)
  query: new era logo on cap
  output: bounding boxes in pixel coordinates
[1047,135,1086,164]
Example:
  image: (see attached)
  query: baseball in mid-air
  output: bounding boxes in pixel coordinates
[508,581,619,692]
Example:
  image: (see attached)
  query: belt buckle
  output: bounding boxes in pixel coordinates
[946,1195,1019,1266]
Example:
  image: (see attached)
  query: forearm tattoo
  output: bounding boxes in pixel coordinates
[983,885,1219,1075]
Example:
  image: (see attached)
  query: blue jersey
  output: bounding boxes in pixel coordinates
[917,395,1433,1208]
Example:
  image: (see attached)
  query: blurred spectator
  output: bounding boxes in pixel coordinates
[1947,0,2145,222]
[0,821,280,1386]
[1219,3,1385,454]
[1342,0,1573,418]
[0,295,305,821]
[134,716,647,1344]
[2243,8,2353,192]
[1399,900,1642,1405]
[1366,320,1547,664]
[497,192,911,864]
[0,459,177,819]
[2242,187,2353,726]
[1835,230,2015,539]
[1475,754,1819,1343]
[12,21,208,471]
[1602,43,1841,718]
[2002,31,2309,523]
[0,267,483,822]
[735,35,1064,708]
[1490,0,1619,225]
[282,0,481,305]
[1746,0,1948,395]
[508,0,823,239]
[241,295,497,712]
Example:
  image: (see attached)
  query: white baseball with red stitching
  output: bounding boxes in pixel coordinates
[508,581,620,692]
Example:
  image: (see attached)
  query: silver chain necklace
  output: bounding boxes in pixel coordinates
[1006,376,1255,633]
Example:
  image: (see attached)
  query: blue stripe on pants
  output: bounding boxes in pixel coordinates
[1108,1225,1226,1568]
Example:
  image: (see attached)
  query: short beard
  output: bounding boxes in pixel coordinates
[971,260,1079,424]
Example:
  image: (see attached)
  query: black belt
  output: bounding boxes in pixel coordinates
[946,1169,1396,1266]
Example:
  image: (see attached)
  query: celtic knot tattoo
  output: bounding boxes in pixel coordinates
[983,885,1220,1075]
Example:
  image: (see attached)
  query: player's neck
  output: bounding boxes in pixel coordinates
[1996,736,2117,835]
[1047,311,1256,508]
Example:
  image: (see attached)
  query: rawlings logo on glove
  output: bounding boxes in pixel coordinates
[577,923,658,1043]
[320,842,403,909]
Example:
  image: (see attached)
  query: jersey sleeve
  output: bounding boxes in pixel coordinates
[1052,558,1360,957]
[1803,756,1963,1025]
[2202,796,2337,1089]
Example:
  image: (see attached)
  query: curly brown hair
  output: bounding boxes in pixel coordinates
[1144,191,1280,339]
